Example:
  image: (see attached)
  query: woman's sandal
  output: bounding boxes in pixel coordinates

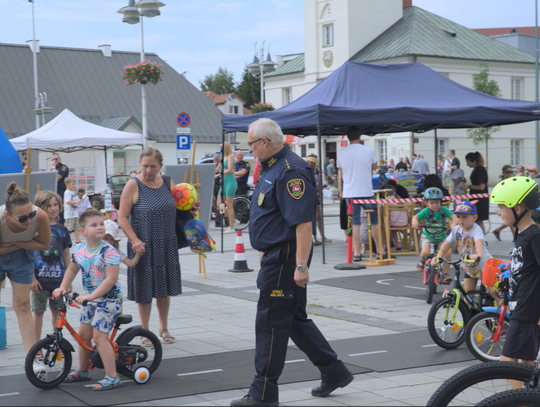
[92,375,123,391]
[416,260,425,272]
[65,368,91,383]
[323,238,333,243]
[353,255,362,262]
[141,337,153,347]
[159,329,176,344]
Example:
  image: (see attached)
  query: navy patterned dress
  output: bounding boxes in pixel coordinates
[127,177,182,304]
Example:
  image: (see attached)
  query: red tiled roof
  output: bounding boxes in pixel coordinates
[474,27,540,37]
[202,91,246,105]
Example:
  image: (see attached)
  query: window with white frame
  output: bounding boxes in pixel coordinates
[377,139,387,162]
[285,88,293,105]
[511,139,521,166]
[300,145,307,158]
[438,139,446,157]
[229,105,239,114]
[511,78,522,100]
[323,24,334,46]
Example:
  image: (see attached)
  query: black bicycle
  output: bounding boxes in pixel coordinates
[427,256,494,349]
[420,224,450,304]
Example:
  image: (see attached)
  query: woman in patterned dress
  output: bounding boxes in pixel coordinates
[118,148,181,343]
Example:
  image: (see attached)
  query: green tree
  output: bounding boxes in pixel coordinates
[466,66,502,170]
[199,67,235,94]
[236,68,261,108]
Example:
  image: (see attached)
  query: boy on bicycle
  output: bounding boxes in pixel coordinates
[435,201,493,294]
[490,177,540,368]
[412,187,456,282]
[53,210,122,391]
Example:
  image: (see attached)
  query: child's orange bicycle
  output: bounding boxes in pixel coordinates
[25,293,162,390]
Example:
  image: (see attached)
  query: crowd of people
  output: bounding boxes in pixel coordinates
[4,123,540,403]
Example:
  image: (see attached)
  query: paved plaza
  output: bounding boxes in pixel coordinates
[0,199,516,406]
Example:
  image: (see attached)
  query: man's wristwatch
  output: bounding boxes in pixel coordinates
[296,265,307,272]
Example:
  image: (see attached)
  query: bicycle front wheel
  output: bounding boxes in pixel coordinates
[427,361,536,406]
[233,196,250,230]
[427,296,470,349]
[25,337,72,389]
[477,389,540,406]
[465,311,508,363]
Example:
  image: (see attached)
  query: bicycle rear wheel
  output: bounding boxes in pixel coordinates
[116,328,162,379]
[427,296,470,349]
[427,361,536,406]
[25,337,72,389]
[233,196,250,230]
[425,263,436,304]
[477,389,540,406]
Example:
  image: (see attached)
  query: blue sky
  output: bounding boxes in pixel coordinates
[0,1,538,90]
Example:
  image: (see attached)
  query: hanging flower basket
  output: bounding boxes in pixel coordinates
[122,60,164,86]
[250,102,275,114]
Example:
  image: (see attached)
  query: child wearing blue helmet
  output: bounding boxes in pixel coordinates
[435,201,493,292]
[412,187,457,278]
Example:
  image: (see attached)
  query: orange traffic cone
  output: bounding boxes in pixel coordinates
[229,230,253,273]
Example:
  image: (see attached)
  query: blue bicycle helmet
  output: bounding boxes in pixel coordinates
[424,187,443,200]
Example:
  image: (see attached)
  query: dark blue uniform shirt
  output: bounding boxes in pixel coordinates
[234,160,251,188]
[249,147,317,252]
[56,162,69,193]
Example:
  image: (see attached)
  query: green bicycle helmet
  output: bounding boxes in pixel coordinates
[491,177,540,238]
[490,177,540,209]
[424,187,443,200]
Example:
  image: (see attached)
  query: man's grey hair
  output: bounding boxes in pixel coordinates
[249,118,284,146]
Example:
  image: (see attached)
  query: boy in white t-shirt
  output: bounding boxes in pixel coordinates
[63,178,82,243]
[435,201,493,294]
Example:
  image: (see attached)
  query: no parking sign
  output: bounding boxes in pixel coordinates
[176,112,191,127]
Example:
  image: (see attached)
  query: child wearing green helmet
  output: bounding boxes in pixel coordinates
[412,187,457,276]
[490,176,540,367]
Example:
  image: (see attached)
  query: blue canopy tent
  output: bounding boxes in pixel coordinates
[222,61,540,261]
[0,125,22,174]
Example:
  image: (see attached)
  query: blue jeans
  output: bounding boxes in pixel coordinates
[346,197,379,226]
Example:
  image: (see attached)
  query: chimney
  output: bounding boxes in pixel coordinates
[26,39,40,53]
[99,44,112,58]
[403,0,413,7]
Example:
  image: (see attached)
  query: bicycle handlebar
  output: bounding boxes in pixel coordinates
[65,293,88,307]
[437,256,476,265]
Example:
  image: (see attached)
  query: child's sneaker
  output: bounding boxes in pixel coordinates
[442,273,452,284]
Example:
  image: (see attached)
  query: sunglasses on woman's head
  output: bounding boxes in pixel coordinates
[11,210,37,223]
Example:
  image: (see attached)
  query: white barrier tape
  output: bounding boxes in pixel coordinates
[352,193,490,204]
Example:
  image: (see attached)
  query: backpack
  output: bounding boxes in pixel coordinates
[183,219,216,253]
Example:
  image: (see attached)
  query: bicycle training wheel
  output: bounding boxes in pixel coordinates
[427,361,536,406]
[233,196,250,230]
[425,263,436,304]
[427,296,470,349]
[465,311,509,363]
[477,389,540,406]
[25,337,72,389]
[116,328,162,379]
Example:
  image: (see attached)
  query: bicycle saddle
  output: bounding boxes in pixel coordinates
[116,315,133,325]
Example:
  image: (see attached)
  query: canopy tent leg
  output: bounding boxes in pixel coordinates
[220,131,225,253]
[434,128,438,177]
[318,125,326,264]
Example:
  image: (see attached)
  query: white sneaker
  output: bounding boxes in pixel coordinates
[233,220,240,228]
[33,360,51,374]
[223,228,236,234]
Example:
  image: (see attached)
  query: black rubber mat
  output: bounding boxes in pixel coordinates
[316,271,446,301]
[59,347,369,406]
[321,329,475,372]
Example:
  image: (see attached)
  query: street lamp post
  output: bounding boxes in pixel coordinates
[247,40,277,103]
[28,0,40,130]
[118,0,165,149]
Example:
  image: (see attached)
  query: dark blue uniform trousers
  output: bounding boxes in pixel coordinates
[248,242,350,402]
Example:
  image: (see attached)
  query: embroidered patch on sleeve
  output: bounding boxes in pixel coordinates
[287,179,305,199]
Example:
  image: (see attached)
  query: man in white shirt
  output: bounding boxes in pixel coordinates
[337,127,383,261]
[443,155,452,187]
[412,155,430,175]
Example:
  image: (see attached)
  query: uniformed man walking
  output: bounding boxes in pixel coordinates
[50,152,69,224]
[231,118,353,407]
[234,150,251,196]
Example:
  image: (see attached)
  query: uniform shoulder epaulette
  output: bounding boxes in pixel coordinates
[283,158,294,172]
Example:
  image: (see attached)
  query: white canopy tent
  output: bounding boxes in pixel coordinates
[10,109,144,193]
